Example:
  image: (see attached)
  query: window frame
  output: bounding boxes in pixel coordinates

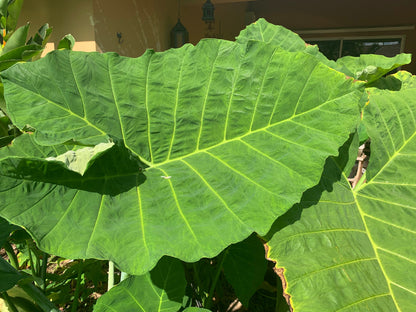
[296,25,414,59]
[303,35,406,59]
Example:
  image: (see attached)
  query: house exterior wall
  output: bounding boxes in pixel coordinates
[181,2,249,44]
[19,0,98,53]
[92,0,177,57]
[18,0,416,73]
[256,0,416,73]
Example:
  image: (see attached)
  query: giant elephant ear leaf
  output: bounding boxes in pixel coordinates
[236,18,307,51]
[0,36,362,274]
[336,53,411,84]
[238,19,412,85]
[266,84,416,311]
[236,18,338,69]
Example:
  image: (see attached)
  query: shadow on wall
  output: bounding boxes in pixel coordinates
[92,0,178,57]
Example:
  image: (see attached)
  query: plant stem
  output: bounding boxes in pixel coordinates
[71,261,84,312]
[192,263,201,289]
[0,292,19,312]
[3,242,19,269]
[108,261,114,291]
[192,262,203,303]
[41,252,49,292]
[26,240,37,277]
[206,251,228,309]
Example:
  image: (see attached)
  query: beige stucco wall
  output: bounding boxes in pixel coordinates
[92,0,178,57]
[92,0,251,56]
[182,1,249,45]
[16,0,416,73]
[19,0,98,52]
[19,0,252,57]
[256,0,416,73]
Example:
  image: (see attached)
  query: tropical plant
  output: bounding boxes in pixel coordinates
[0,0,76,149]
[0,18,415,311]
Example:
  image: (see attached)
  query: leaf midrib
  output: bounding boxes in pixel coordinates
[363,131,416,187]
[149,91,356,169]
[348,171,402,311]
[5,70,357,171]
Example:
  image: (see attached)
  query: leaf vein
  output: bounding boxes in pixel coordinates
[157,167,200,245]
[204,150,282,197]
[290,257,377,286]
[334,293,391,312]
[181,159,246,226]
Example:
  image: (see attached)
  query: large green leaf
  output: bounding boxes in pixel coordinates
[236,18,309,51]
[239,19,412,85]
[0,36,361,274]
[236,18,338,70]
[0,44,43,71]
[1,23,28,55]
[266,85,416,311]
[336,53,411,84]
[223,234,267,306]
[0,258,24,292]
[94,257,186,312]
[6,0,24,32]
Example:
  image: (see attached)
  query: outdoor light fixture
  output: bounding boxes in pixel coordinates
[171,0,189,48]
[202,0,215,23]
[171,19,189,48]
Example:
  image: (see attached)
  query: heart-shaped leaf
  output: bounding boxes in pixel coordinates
[223,234,267,306]
[94,257,186,312]
[0,34,361,274]
[336,53,411,84]
[236,18,338,70]
[266,85,416,311]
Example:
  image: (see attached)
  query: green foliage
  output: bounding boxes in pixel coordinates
[95,257,186,312]
[222,234,267,306]
[336,53,411,83]
[0,38,361,275]
[0,18,415,311]
[57,34,75,50]
[0,0,76,149]
[266,86,416,309]
[0,258,23,292]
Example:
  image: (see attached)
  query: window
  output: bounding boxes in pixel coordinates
[297,25,412,61]
[306,37,403,60]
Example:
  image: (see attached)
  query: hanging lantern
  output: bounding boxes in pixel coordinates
[202,0,215,23]
[171,19,189,48]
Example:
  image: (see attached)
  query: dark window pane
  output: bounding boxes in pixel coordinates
[342,38,401,57]
[307,40,341,60]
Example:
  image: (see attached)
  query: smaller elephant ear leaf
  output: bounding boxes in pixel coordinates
[94,257,186,312]
[236,18,338,70]
[0,258,24,292]
[265,82,416,311]
[336,53,411,84]
[223,234,267,306]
